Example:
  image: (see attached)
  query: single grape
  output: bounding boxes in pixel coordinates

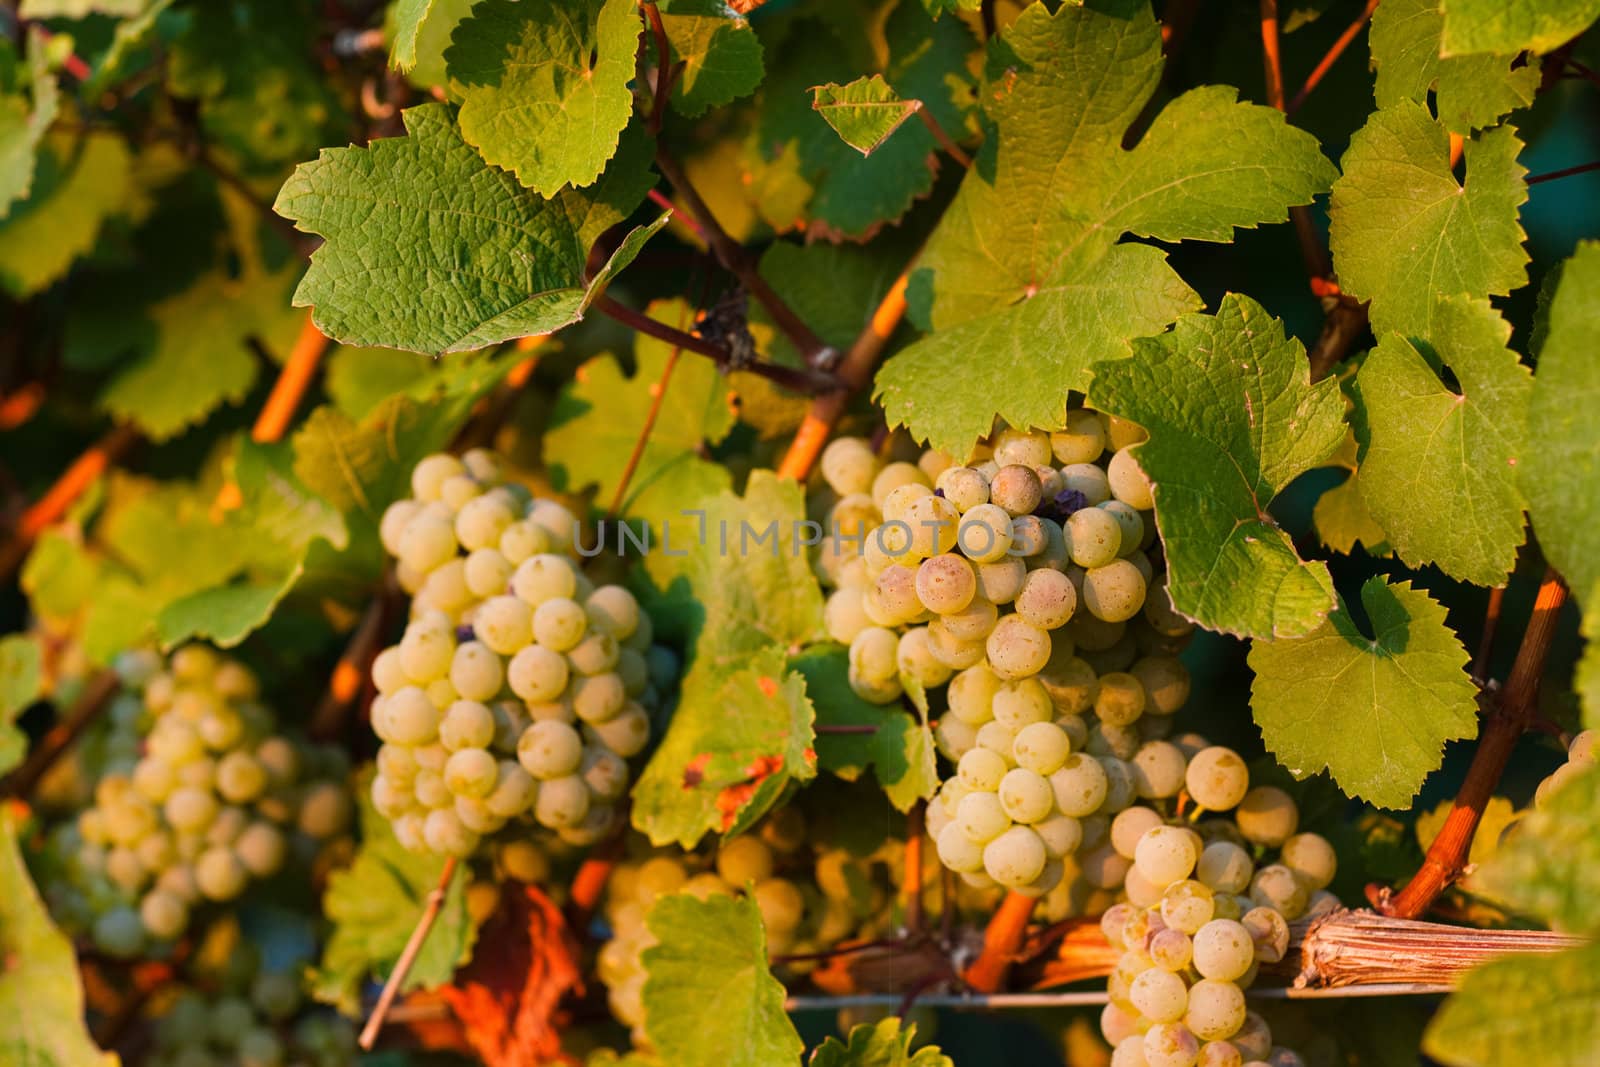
[1278,832,1337,891]
[1235,787,1299,847]
[234,823,287,878]
[1083,560,1147,623]
[982,825,1047,887]
[195,847,248,900]
[1108,448,1155,510]
[1129,967,1189,1023]
[507,646,570,703]
[986,615,1052,679]
[1185,747,1249,811]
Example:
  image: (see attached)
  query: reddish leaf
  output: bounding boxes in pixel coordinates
[441,884,582,1067]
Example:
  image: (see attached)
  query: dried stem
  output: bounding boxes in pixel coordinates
[252,313,329,443]
[1287,0,1381,115]
[915,109,972,169]
[3,670,121,798]
[593,293,839,395]
[310,578,400,741]
[776,272,911,481]
[649,147,836,369]
[359,855,460,1051]
[1379,571,1569,919]
[1291,909,1581,989]
[1527,159,1600,184]
[642,3,672,135]
[904,803,925,933]
[0,424,140,582]
[963,891,1036,993]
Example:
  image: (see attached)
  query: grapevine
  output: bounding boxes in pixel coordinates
[1,1,1598,1066]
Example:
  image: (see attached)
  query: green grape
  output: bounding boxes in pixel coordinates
[440,700,497,752]
[518,720,583,779]
[882,482,934,525]
[1235,787,1299,847]
[1144,1022,1200,1067]
[571,672,626,723]
[511,554,579,606]
[993,678,1052,728]
[992,427,1051,467]
[1067,507,1122,568]
[821,437,879,496]
[1231,1013,1272,1060]
[974,557,1026,605]
[1135,826,1198,889]
[1108,448,1155,510]
[824,589,872,645]
[1132,741,1187,799]
[716,835,775,886]
[464,547,515,602]
[216,752,267,805]
[998,767,1054,824]
[870,461,929,512]
[378,687,441,746]
[1279,833,1336,891]
[873,564,922,624]
[455,494,513,552]
[751,877,805,935]
[985,615,1051,678]
[1162,879,1216,935]
[1060,463,1112,506]
[568,632,621,676]
[534,774,590,829]
[371,773,413,818]
[1014,568,1077,630]
[196,847,248,900]
[958,747,1008,792]
[925,620,986,670]
[988,465,1043,517]
[1130,967,1188,1022]
[93,906,146,958]
[444,747,498,798]
[413,768,451,809]
[1039,654,1098,716]
[499,519,548,564]
[165,786,219,834]
[1198,1040,1242,1067]
[1083,560,1147,623]
[411,454,464,501]
[422,808,478,857]
[1050,754,1109,817]
[1248,865,1307,919]
[1149,926,1194,972]
[956,791,1011,844]
[1240,906,1290,964]
[580,747,628,801]
[983,825,1047,887]
[936,466,992,512]
[1094,672,1147,726]
[1196,842,1254,894]
[473,596,533,656]
[1008,515,1050,557]
[507,646,570,703]
[1051,411,1107,464]
[915,554,977,614]
[849,627,900,681]
[955,503,1013,565]
[235,823,286,878]
[484,761,537,817]
[132,757,177,803]
[1185,747,1249,811]
[936,822,986,873]
[935,715,978,760]
[975,721,1018,760]
[1110,805,1164,860]
[1012,721,1071,775]
[1032,811,1082,858]
[585,703,651,757]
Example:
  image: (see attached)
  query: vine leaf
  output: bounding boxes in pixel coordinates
[1439,0,1600,56]
[791,647,937,812]
[544,299,736,527]
[0,635,42,775]
[0,130,130,297]
[1580,580,1600,731]
[1478,762,1600,935]
[0,811,119,1067]
[1329,102,1529,340]
[631,473,824,848]
[313,774,474,1014]
[810,1018,953,1067]
[275,104,665,353]
[812,75,922,156]
[446,0,640,195]
[440,884,581,1067]
[1248,577,1479,809]
[640,893,804,1067]
[0,29,61,218]
[658,0,765,117]
[1524,241,1600,602]
[389,0,436,71]
[1370,0,1539,134]
[1424,942,1600,1067]
[99,260,306,441]
[1313,423,1391,557]
[1087,295,1346,639]
[874,0,1336,457]
[1353,297,1531,586]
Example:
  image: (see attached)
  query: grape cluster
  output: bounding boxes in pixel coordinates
[369,450,675,858]
[1532,728,1595,809]
[48,646,351,958]
[818,422,1199,896]
[145,926,357,1067]
[1094,749,1334,1067]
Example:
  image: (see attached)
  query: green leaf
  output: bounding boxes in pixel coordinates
[275,104,666,353]
[659,0,765,117]
[0,31,61,219]
[324,345,436,420]
[874,1,1336,457]
[1353,297,1531,585]
[1524,242,1600,602]
[0,634,42,776]
[1248,577,1479,808]
[1329,103,1529,340]
[0,130,130,296]
[632,473,825,847]
[1424,942,1600,1067]
[1087,294,1345,639]
[1478,762,1600,934]
[447,0,641,195]
[812,75,923,156]
[313,773,474,1014]
[0,811,120,1067]
[1313,423,1391,557]
[1580,580,1600,731]
[640,893,803,1067]
[1440,0,1600,56]
[810,1018,953,1067]
[99,261,306,441]
[389,0,436,71]
[544,298,736,525]
[791,647,937,812]
[1370,0,1540,134]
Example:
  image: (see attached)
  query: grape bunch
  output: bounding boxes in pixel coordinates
[809,415,1197,896]
[1532,728,1595,809]
[1095,750,1335,1067]
[598,817,812,1042]
[47,646,351,958]
[369,449,675,858]
[145,921,357,1067]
